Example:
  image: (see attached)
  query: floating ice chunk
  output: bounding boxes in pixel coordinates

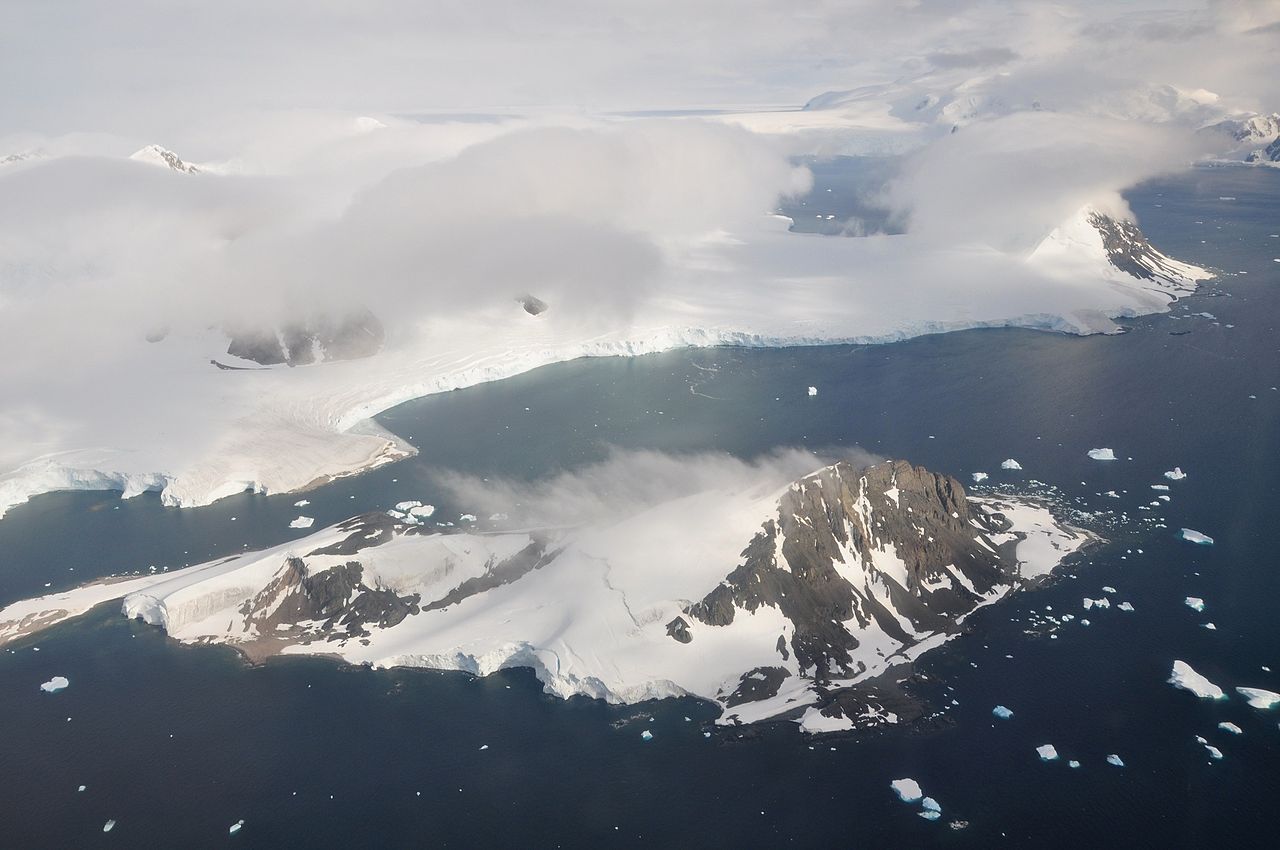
[640,730,653,741]
[891,778,923,803]
[1204,744,1224,760]
[1001,459,1022,470]
[1083,598,1109,610]
[1184,597,1206,613]
[460,513,477,522]
[919,811,942,821]
[1169,661,1227,699]
[1102,586,1117,594]
[972,472,988,483]
[78,785,86,792]
[39,676,69,693]
[921,797,941,813]
[479,744,489,750]
[992,705,1014,720]
[1036,744,1059,761]
[288,516,315,529]
[103,821,116,833]
[1151,484,1170,491]
[807,386,818,397]
[1218,722,1243,735]
[1165,468,1188,480]
[1179,529,1213,545]
[1237,687,1280,709]
[1088,448,1117,461]
[293,499,310,507]
[1117,602,1135,612]
[1068,760,1081,769]
[1106,754,1125,767]
[1203,623,1217,631]
[229,820,244,835]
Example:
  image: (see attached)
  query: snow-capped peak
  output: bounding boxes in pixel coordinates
[129,144,200,174]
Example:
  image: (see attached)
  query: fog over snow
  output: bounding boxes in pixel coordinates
[0,0,1276,515]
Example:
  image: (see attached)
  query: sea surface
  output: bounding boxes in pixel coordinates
[1,165,1277,847]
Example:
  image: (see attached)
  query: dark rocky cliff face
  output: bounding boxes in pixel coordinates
[225,309,384,367]
[686,460,1024,718]
[1087,212,1196,284]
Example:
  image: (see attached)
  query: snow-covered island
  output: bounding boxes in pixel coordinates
[0,459,1093,732]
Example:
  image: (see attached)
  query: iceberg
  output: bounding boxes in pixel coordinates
[1000,459,1023,470]
[229,820,244,835]
[39,675,69,693]
[288,516,315,529]
[807,386,818,397]
[1165,468,1188,480]
[293,499,310,507]
[1184,597,1206,612]
[992,705,1014,720]
[1217,722,1243,735]
[1106,754,1125,767]
[1036,744,1059,761]
[919,811,942,821]
[1204,744,1224,760]
[921,797,942,813]
[1067,760,1081,769]
[972,472,988,483]
[103,821,116,833]
[1117,602,1134,612]
[890,778,923,803]
[1236,687,1280,710]
[1179,529,1213,545]
[640,730,654,741]
[1087,448,1117,461]
[1168,660,1227,700]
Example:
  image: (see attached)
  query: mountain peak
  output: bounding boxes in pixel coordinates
[129,144,200,173]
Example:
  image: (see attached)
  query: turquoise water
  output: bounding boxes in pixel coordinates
[1,165,1278,846]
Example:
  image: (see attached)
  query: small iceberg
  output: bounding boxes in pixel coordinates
[1218,722,1243,735]
[1106,754,1125,767]
[1151,484,1170,491]
[807,386,818,397]
[39,676,69,693]
[293,499,310,507]
[890,778,923,803]
[1036,744,1059,761]
[1088,448,1117,461]
[640,730,653,741]
[389,501,437,524]
[972,472,988,483]
[1067,760,1081,769]
[288,516,315,529]
[921,797,942,813]
[1083,597,1110,610]
[1117,602,1135,612]
[1179,529,1214,546]
[919,811,941,821]
[1185,597,1206,613]
[1001,459,1023,470]
[1165,468,1188,481]
[992,705,1014,720]
[229,820,244,835]
[1204,744,1224,760]
[1169,660,1227,700]
[1237,687,1280,710]
[103,821,116,833]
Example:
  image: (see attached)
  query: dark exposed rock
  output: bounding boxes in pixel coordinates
[226,309,384,367]
[1087,212,1196,284]
[243,557,420,640]
[1245,136,1280,163]
[666,616,693,644]
[723,666,790,708]
[688,460,1018,686]
[517,294,549,315]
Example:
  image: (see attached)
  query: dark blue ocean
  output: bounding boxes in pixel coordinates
[0,165,1277,847]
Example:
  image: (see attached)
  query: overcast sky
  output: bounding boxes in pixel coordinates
[3,0,1276,144]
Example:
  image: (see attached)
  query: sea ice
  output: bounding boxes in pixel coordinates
[1185,597,1206,613]
[460,513,478,522]
[919,811,942,821]
[1169,660,1227,700]
[1117,602,1135,612]
[1106,754,1125,767]
[1204,744,1224,760]
[1203,623,1217,630]
[1218,722,1243,735]
[1001,459,1023,470]
[1236,687,1280,710]
[294,499,310,507]
[1036,744,1059,761]
[807,386,818,397]
[1087,448,1117,461]
[992,705,1013,720]
[288,516,315,529]
[1151,484,1170,491]
[103,821,116,833]
[1165,468,1188,480]
[1179,529,1214,545]
[640,730,653,741]
[921,797,941,813]
[1068,760,1081,769]
[972,472,988,483]
[39,675,69,693]
[229,820,244,835]
[891,778,923,803]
